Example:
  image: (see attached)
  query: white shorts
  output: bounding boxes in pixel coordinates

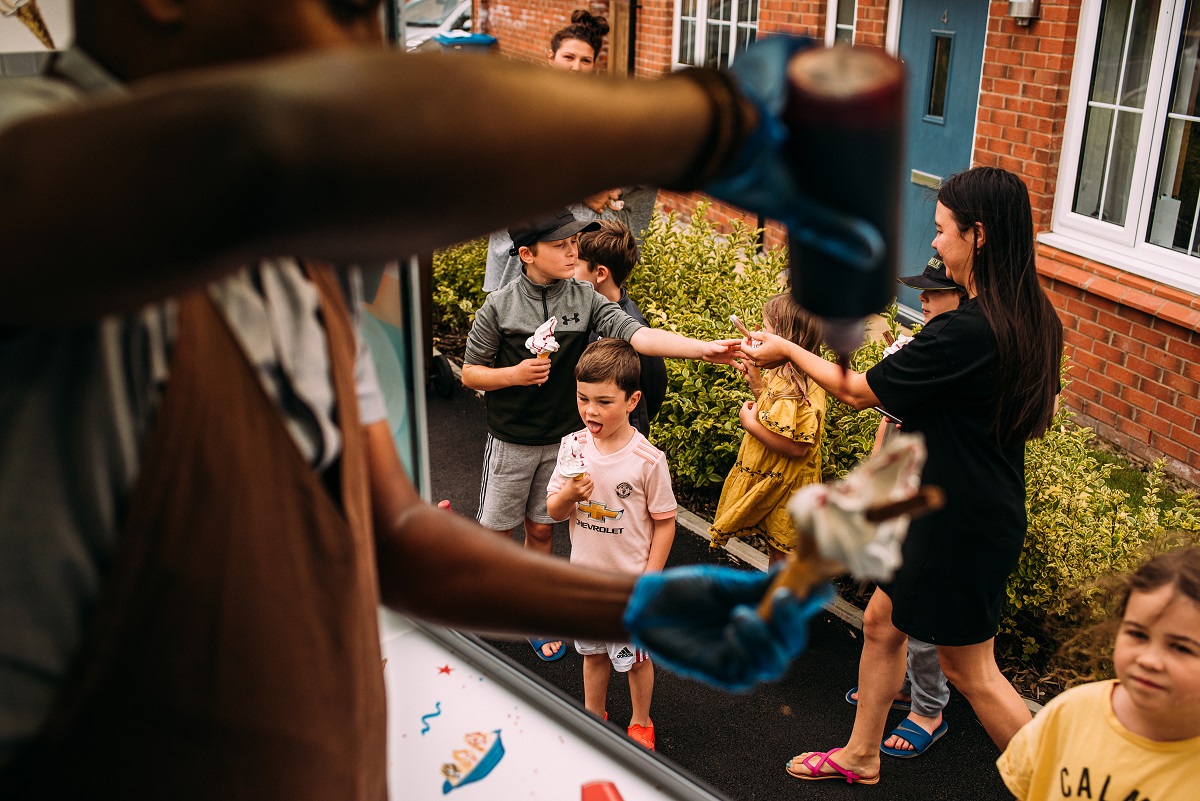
[574,640,650,673]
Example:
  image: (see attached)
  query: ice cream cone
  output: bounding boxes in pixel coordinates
[4,0,54,49]
[537,351,551,360]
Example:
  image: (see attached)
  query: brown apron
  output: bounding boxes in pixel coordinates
[3,267,387,799]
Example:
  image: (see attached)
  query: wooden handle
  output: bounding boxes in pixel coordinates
[864,486,945,523]
[758,485,945,620]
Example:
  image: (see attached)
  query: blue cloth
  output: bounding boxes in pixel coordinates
[623,564,833,691]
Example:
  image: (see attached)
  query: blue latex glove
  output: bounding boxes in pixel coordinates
[623,564,834,692]
[703,35,886,272]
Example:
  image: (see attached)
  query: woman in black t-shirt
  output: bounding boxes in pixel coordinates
[742,167,1062,786]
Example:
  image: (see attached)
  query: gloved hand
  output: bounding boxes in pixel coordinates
[702,35,886,272]
[623,564,834,692]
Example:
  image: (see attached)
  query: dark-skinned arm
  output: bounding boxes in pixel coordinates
[0,50,710,323]
[365,421,631,641]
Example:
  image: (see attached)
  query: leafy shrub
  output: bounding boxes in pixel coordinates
[432,238,488,334]
[429,207,1200,689]
[629,204,788,486]
[631,206,902,486]
[1004,407,1200,671]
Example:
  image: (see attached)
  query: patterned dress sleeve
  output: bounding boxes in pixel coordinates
[758,372,819,444]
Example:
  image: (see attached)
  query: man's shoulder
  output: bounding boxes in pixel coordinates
[0,75,82,131]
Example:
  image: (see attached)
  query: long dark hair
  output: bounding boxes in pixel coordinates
[937,167,1062,444]
[550,9,609,57]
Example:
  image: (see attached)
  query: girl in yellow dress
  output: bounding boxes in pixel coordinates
[710,293,826,564]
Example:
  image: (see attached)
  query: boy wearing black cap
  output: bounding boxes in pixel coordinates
[462,208,737,661]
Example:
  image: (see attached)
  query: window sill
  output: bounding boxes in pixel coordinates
[1036,232,1200,333]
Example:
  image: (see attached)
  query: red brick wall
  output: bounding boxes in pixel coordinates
[475,0,612,72]
[974,0,1079,231]
[632,0,675,76]
[1039,245,1200,486]
[970,0,1200,487]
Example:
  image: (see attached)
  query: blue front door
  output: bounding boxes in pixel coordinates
[896,0,988,315]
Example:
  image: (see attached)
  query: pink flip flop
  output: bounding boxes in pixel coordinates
[785,748,880,785]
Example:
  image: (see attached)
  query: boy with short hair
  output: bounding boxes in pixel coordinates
[575,220,667,437]
[462,208,735,660]
[546,339,675,750]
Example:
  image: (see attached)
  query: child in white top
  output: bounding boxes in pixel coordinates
[547,339,676,751]
[997,545,1200,800]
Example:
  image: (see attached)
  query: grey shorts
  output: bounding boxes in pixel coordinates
[476,434,561,531]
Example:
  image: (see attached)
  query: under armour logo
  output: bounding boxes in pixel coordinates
[561,313,580,325]
[577,500,622,521]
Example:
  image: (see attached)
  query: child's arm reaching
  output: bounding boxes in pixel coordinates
[644,516,677,574]
[739,401,812,459]
[733,357,765,396]
[629,327,740,364]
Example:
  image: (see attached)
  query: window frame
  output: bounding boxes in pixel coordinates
[1047,0,1200,294]
[671,0,759,70]
[825,0,859,45]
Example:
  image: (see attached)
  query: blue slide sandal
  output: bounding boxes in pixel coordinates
[880,719,949,758]
[529,637,567,661]
[844,686,912,712]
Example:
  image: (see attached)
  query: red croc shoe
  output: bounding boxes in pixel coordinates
[627,720,655,751]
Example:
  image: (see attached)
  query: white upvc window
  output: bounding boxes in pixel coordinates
[1046,0,1200,294]
[826,0,859,46]
[672,0,759,69]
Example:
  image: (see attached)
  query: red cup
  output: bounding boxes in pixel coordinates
[581,780,625,801]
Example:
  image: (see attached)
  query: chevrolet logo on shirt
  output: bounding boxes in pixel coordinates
[577,500,622,522]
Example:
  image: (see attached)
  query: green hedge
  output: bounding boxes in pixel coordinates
[431,206,1200,677]
[630,204,894,484]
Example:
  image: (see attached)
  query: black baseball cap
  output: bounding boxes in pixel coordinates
[898,257,959,290]
[508,208,601,255]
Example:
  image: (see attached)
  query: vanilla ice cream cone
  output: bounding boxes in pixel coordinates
[537,351,551,360]
[4,0,54,49]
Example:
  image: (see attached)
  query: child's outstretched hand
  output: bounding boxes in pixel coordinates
[733,357,764,394]
[699,338,743,365]
[739,400,758,429]
[514,356,553,386]
[738,330,792,369]
[623,564,833,691]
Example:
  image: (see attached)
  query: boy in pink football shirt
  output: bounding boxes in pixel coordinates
[547,339,677,751]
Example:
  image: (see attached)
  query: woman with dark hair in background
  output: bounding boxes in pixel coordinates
[484,9,615,293]
[547,9,609,72]
[742,166,1063,786]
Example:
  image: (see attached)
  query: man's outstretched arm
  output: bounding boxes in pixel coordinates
[365,421,832,691]
[366,421,632,641]
[0,51,710,323]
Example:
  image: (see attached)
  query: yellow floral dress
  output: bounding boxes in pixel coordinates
[709,367,826,553]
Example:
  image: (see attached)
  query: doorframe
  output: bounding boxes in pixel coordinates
[889,0,989,323]
[886,0,902,55]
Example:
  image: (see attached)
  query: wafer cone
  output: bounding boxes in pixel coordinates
[10,1,54,49]
[537,351,551,359]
